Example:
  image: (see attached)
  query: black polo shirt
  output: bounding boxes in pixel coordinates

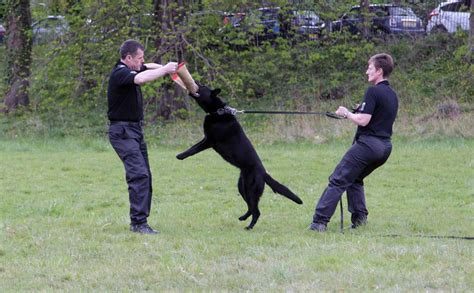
[107,61,147,122]
[356,80,398,139]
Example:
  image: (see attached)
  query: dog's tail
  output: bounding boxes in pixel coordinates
[264,173,303,204]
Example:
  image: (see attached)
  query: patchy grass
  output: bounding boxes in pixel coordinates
[0,137,472,291]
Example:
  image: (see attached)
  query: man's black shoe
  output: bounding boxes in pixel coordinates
[308,222,327,232]
[130,223,159,234]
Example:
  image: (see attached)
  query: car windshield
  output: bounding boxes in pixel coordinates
[296,10,321,24]
[259,9,279,21]
[389,7,416,16]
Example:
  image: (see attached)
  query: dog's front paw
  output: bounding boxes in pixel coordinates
[176,153,186,160]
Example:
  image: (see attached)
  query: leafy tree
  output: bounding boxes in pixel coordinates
[359,0,370,39]
[3,0,32,112]
[150,0,189,121]
[3,0,471,134]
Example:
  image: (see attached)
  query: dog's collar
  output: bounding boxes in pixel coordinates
[209,106,237,116]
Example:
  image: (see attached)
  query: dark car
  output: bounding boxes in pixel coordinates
[32,15,69,44]
[229,7,280,44]
[0,23,5,43]
[225,7,325,44]
[331,4,425,37]
[251,7,281,41]
[285,9,325,40]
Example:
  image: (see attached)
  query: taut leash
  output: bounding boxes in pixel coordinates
[239,110,344,119]
[216,107,344,119]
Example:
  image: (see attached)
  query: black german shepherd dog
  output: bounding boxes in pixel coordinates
[176,84,303,229]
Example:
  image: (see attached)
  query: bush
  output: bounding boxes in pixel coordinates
[1,1,473,141]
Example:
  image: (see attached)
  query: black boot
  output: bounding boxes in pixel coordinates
[350,214,367,229]
[130,223,159,234]
[309,222,327,232]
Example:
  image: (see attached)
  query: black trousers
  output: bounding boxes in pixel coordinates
[312,135,392,225]
[108,122,153,225]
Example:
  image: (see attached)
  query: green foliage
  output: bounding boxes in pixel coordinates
[27,0,152,126]
[1,0,473,139]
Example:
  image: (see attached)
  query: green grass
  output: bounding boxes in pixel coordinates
[0,137,473,291]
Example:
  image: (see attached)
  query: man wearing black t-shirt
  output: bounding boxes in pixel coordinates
[310,53,398,232]
[107,39,177,234]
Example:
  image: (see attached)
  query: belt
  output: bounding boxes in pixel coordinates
[108,120,144,126]
[356,134,391,142]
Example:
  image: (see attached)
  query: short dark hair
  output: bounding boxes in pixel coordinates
[119,39,144,59]
[369,53,394,78]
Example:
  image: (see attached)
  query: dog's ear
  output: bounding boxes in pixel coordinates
[212,88,221,96]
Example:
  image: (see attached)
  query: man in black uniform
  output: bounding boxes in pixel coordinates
[107,39,177,234]
[309,53,398,232]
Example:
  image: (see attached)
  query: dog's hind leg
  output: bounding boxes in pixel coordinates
[245,195,261,230]
[238,175,252,221]
[239,211,252,222]
[176,137,210,160]
[244,173,264,230]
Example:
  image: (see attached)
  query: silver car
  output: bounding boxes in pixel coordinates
[32,15,69,44]
[0,24,5,43]
[427,0,470,34]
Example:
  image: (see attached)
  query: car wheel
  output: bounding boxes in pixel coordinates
[372,28,390,41]
[431,25,447,34]
[372,28,383,37]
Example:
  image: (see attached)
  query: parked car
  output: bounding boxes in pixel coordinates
[252,7,281,41]
[0,23,5,43]
[223,12,246,28]
[32,15,69,44]
[426,0,470,34]
[224,7,280,44]
[226,7,326,44]
[286,9,325,40]
[331,4,425,37]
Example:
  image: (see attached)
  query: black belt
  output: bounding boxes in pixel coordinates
[108,120,144,126]
[356,134,391,141]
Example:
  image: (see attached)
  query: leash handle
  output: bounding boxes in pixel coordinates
[325,112,345,119]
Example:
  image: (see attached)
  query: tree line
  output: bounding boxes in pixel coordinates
[2,0,473,117]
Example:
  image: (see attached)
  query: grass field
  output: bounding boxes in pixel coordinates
[0,137,472,291]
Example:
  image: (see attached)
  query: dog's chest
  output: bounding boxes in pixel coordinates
[203,116,245,141]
